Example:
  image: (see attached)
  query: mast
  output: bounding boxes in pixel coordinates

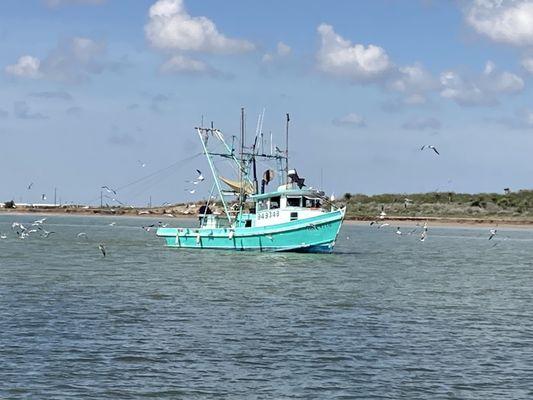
[285,113,290,184]
[239,107,245,204]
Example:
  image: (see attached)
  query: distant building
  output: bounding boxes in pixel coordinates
[504,188,511,195]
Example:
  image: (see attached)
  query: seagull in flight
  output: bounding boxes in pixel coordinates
[98,243,107,257]
[196,169,204,182]
[186,188,196,194]
[138,160,146,168]
[420,145,440,155]
[489,227,497,240]
[108,222,116,227]
[41,229,55,238]
[41,194,46,200]
[77,232,88,239]
[101,186,117,195]
[32,217,47,226]
[27,182,34,190]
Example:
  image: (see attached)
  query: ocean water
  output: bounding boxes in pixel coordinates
[1,214,533,399]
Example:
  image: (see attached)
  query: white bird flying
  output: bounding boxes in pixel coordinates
[195,169,204,182]
[41,230,55,238]
[27,182,34,190]
[420,145,440,155]
[138,160,146,168]
[32,217,47,226]
[108,222,116,227]
[99,243,107,257]
[489,228,497,240]
[41,194,46,200]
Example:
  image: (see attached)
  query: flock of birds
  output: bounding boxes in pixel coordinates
[0,216,175,258]
[366,203,500,244]
[185,169,205,195]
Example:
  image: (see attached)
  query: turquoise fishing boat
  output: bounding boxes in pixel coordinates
[157,110,346,253]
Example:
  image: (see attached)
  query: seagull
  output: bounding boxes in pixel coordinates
[0,233,7,239]
[142,225,155,232]
[420,231,427,242]
[489,228,497,240]
[77,232,88,239]
[420,145,440,155]
[41,230,55,238]
[108,222,116,227]
[187,189,196,194]
[27,182,34,190]
[377,223,390,229]
[101,186,117,195]
[195,169,204,182]
[98,243,107,257]
[41,194,46,201]
[32,217,47,226]
[396,227,402,235]
[379,205,386,220]
[138,160,146,168]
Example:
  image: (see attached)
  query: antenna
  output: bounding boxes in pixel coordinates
[285,113,290,185]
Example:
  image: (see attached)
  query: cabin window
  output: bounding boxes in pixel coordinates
[304,197,321,208]
[257,200,267,212]
[245,220,252,227]
[270,196,281,209]
[290,212,298,221]
[287,196,301,207]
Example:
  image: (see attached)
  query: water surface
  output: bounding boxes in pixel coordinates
[1,215,533,399]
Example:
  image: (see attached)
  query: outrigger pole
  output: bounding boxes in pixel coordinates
[195,127,233,224]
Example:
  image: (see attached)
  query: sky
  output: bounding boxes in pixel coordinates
[2,0,533,206]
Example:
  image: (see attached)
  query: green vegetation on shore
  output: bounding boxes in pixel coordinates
[341,190,533,221]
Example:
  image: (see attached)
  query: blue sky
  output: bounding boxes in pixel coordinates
[1,0,533,206]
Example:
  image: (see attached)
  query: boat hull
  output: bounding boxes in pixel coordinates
[156,208,345,253]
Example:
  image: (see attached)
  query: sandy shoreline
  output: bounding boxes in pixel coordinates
[2,207,533,229]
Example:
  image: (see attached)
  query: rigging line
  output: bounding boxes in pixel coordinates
[85,152,202,206]
[125,167,189,202]
[116,152,202,191]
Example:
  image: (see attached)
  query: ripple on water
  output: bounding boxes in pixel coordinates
[2,216,533,398]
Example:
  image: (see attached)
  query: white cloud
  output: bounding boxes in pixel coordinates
[466,0,533,46]
[5,56,42,79]
[262,41,292,63]
[388,63,438,104]
[316,23,391,82]
[160,54,209,73]
[5,37,117,83]
[332,112,366,128]
[277,41,291,57]
[44,0,106,7]
[440,61,523,106]
[145,0,254,54]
